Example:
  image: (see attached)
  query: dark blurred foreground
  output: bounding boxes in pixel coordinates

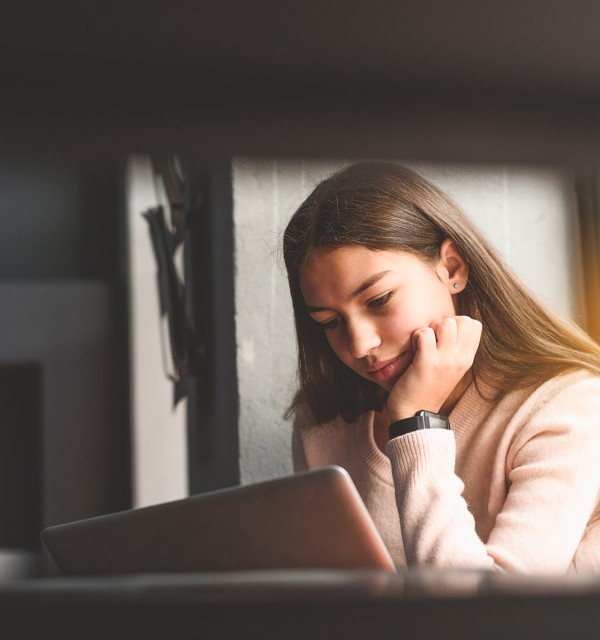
[2,1,600,165]
[3,569,600,639]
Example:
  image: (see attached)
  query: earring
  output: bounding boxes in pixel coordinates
[453,283,460,289]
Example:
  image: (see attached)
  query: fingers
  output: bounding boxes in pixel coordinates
[434,316,481,345]
[411,326,436,354]
[467,317,483,355]
[453,316,482,365]
[434,316,459,347]
[414,316,482,363]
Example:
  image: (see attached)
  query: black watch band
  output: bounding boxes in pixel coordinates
[388,410,451,441]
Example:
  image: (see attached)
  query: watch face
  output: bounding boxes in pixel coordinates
[419,412,451,430]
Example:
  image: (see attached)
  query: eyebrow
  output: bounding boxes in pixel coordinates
[306,270,393,313]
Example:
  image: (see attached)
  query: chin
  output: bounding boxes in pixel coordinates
[379,366,409,393]
[379,379,396,393]
[363,374,397,393]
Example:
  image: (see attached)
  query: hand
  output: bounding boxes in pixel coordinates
[386,316,482,422]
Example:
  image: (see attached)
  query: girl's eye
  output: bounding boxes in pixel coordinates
[369,292,393,309]
[321,317,341,331]
[309,314,342,331]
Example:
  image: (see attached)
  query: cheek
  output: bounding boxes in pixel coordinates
[383,312,409,334]
[382,309,420,340]
[389,285,454,333]
[324,332,351,365]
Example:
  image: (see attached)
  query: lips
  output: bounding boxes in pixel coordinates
[367,352,410,384]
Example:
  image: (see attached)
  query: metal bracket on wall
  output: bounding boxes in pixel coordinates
[142,156,206,408]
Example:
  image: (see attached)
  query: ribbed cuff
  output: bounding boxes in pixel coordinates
[386,429,456,487]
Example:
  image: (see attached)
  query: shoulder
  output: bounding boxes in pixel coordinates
[291,402,317,431]
[292,402,345,431]
[506,369,600,455]
[493,369,600,418]
[524,369,600,415]
[291,402,373,471]
[292,401,364,443]
[461,370,600,433]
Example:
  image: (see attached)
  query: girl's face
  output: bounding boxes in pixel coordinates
[299,244,462,392]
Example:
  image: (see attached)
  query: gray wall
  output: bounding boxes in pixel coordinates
[233,159,585,484]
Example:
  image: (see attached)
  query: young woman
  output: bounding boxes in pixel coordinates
[283,161,600,573]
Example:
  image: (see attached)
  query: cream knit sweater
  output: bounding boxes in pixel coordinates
[292,369,600,574]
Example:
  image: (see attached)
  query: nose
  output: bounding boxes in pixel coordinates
[346,317,381,359]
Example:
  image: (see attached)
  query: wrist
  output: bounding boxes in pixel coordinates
[387,405,423,423]
[387,406,440,423]
[388,410,451,441]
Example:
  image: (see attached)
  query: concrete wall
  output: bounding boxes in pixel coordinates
[232,159,585,484]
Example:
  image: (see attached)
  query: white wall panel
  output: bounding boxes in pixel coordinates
[126,156,187,506]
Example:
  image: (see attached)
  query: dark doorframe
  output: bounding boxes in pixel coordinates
[186,158,240,494]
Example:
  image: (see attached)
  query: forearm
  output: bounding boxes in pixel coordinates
[387,430,497,570]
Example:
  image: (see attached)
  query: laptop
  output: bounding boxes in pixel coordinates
[41,466,396,576]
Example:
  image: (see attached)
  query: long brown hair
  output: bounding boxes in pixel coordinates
[283,162,600,424]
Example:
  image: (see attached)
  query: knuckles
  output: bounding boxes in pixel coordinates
[413,317,481,368]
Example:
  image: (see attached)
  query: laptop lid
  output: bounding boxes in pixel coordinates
[41,466,396,576]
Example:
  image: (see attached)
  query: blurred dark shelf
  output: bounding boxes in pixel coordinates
[1,2,600,163]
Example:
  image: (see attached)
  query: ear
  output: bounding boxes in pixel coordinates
[436,238,469,294]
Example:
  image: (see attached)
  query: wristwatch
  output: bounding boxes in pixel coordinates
[388,410,451,441]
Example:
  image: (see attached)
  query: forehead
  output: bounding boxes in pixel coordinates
[299,246,429,301]
[303,245,397,274]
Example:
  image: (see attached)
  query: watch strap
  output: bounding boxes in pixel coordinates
[388,410,451,440]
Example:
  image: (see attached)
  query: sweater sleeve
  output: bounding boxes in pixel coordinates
[387,430,496,570]
[386,374,600,573]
